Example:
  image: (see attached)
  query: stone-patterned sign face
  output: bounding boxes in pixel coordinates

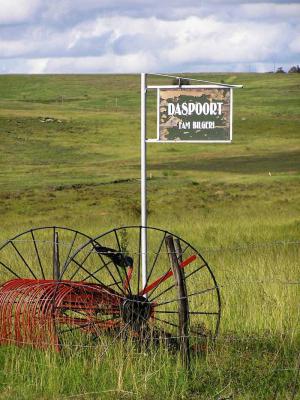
[158,87,232,142]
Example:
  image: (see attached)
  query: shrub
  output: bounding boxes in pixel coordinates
[172,77,190,86]
[288,65,300,73]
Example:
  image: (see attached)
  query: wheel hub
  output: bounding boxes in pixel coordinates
[121,295,152,331]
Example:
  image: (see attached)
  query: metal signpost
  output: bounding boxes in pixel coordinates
[141,73,242,291]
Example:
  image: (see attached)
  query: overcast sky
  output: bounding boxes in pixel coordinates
[0,0,299,73]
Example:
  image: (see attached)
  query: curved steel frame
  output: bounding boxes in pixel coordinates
[0,225,221,348]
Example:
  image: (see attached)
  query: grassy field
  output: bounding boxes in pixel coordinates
[0,73,299,399]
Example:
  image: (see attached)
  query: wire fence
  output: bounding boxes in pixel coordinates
[0,238,299,250]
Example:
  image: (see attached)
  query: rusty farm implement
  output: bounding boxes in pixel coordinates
[0,226,221,361]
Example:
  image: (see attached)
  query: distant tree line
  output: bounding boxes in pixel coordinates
[275,65,300,73]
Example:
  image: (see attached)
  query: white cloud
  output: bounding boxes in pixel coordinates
[0,1,299,73]
[0,0,41,25]
[48,53,157,73]
[26,58,49,73]
[240,3,300,19]
[289,36,300,53]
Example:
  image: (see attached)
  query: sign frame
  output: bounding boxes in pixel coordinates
[149,85,233,144]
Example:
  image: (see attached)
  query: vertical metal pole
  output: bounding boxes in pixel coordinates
[141,73,147,291]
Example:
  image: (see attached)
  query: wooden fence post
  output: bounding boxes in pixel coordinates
[165,235,190,368]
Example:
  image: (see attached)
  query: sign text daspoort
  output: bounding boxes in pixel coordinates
[158,87,232,142]
[167,101,223,116]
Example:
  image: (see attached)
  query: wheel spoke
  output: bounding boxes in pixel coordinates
[155,310,218,315]
[114,229,133,296]
[61,231,78,272]
[184,263,206,280]
[58,315,121,335]
[9,241,37,279]
[180,243,190,257]
[151,315,179,330]
[81,259,114,282]
[149,263,206,302]
[154,286,218,307]
[69,258,109,287]
[0,260,21,278]
[106,280,122,288]
[143,231,167,292]
[68,246,95,280]
[30,230,45,279]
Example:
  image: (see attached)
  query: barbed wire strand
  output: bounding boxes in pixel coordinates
[0,238,299,253]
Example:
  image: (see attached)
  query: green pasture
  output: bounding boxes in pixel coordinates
[0,73,299,399]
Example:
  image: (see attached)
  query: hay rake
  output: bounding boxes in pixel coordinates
[0,226,221,359]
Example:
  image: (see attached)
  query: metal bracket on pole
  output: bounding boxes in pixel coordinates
[141,73,147,292]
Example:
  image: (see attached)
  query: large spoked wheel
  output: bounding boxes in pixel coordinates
[0,226,95,348]
[59,226,221,356]
[0,226,94,281]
